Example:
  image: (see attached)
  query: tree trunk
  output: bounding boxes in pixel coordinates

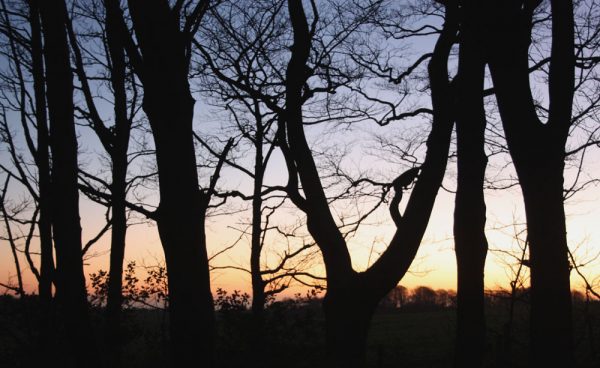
[454,1,488,366]
[106,178,126,367]
[250,134,265,316]
[281,1,458,366]
[250,126,267,365]
[1,193,25,296]
[104,1,131,365]
[251,114,265,316]
[29,0,54,307]
[158,199,215,368]
[518,159,573,366]
[105,158,127,367]
[39,0,97,365]
[323,285,376,368]
[125,1,216,365]
[29,0,56,362]
[141,86,215,367]
[484,1,575,365]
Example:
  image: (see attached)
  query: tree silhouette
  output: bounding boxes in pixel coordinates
[195,3,327,363]
[64,1,136,365]
[26,0,54,311]
[453,1,489,366]
[0,2,56,357]
[39,0,98,365]
[278,0,457,365]
[0,0,598,366]
[484,0,576,364]
[0,176,26,297]
[105,0,219,365]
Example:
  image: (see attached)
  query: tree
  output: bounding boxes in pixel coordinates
[196,3,325,363]
[410,286,438,306]
[278,0,457,365]
[381,285,409,309]
[484,0,576,364]
[453,1,489,366]
[26,0,54,309]
[64,1,137,365]
[39,0,98,365]
[0,176,26,297]
[105,0,219,365]
[0,0,55,326]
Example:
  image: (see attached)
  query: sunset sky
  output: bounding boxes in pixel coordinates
[2,114,599,299]
[1,1,599,300]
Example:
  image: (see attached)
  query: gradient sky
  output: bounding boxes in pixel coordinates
[2,120,599,299]
[1,2,599,299]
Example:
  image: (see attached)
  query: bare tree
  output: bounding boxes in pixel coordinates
[0,0,60,360]
[196,0,457,364]
[62,1,139,365]
[39,0,98,365]
[0,0,56,308]
[277,0,457,365]
[27,0,54,308]
[103,0,224,364]
[484,0,576,364]
[453,1,489,366]
[195,3,325,363]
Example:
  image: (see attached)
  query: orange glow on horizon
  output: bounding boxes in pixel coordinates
[3,182,599,300]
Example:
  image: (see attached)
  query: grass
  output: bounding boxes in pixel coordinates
[1,295,599,367]
[366,310,456,367]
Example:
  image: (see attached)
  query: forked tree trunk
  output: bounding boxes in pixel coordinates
[282,1,458,366]
[485,0,575,365]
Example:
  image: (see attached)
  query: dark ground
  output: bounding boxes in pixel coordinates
[1,294,598,367]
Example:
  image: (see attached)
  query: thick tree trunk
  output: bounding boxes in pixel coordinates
[454,2,488,366]
[281,1,458,366]
[39,0,97,365]
[125,1,216,365]
[158,200,214,368]
[518,160,573,366]
[485,1,575,365]
[141,88,215,367]
[323,286,376,368]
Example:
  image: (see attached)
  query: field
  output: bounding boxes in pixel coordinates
[1,295,599,367]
